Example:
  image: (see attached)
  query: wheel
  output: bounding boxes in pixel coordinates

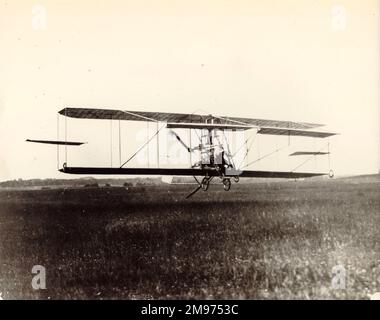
[201,177,210,191]
[223,178,231,191]
[233,176,239,183]
[329,170,334,178]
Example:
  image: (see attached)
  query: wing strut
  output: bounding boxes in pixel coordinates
[119,124,166,168]
[291,143,330,173]
[241,143,289,170]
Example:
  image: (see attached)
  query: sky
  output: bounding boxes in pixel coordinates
[0,0,379,180]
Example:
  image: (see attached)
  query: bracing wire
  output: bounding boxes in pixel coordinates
[57,114,59,169]
[236,132,257,169]
[146,121,149,168]
[64,109,67,164]
[241,144,289,170]
[110,119,113,167]
[327,141,331,171]
[221,130,236,167]
[120,124,166,168]
[231,130,256,158]
[118,120,121,167]
[291,143,329,172]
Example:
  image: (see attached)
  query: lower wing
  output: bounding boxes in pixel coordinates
[60,166,325,178]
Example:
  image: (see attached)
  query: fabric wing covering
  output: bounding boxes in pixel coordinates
[26,139,85,146]
[59,107,323,130]
[290,151,330,156]
[60,166,325,178]
[257,127,337,138]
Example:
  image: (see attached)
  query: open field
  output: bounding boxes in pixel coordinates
[0,177,379,299]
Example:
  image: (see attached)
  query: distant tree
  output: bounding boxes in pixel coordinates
[83,183,99,188]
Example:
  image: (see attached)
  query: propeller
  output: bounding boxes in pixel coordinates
[170,130,225,153]
[169,130,191,153]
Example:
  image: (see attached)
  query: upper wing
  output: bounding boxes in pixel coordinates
[58,107,323,130]
[166,122,254,130]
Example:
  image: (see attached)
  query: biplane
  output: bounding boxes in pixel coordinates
[27,108,337,198]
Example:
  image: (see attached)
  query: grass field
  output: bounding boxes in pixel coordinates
[0,177,379,299]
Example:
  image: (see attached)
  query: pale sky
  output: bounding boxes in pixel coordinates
[0,0,379,180]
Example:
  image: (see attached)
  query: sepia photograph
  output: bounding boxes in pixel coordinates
[0,0,379,305]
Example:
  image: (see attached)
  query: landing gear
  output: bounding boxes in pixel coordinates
[223,178,231,191]
[329,170,334,178]
[201,177,211,191]
[186,174,234,198]
[233,176,239,183]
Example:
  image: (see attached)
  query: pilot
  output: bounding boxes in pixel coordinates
[216,149,230,174]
